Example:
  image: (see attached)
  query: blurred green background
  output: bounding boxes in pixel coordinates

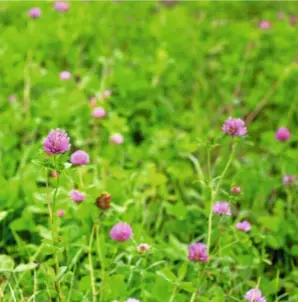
[0,1,297,301]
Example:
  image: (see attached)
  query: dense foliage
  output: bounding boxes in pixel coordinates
[0,1,297,301]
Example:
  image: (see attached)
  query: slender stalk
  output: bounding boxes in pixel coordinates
[169,285,178,302]
[45,158,62,300]
[88,225,97,302]
[95,224,105,302]
[207,142,237,253]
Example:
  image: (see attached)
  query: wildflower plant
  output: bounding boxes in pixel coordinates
[1,3,298,302]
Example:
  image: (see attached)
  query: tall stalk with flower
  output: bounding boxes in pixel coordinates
[206,117,247,252]
[43,128,71,299]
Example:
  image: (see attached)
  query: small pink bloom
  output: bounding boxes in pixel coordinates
[70,190,85,203]
[8,95,17,103]
[55,1,70,12]
[110,222,133,242]
[92,107,106,118]
[245,288,266,302]
[89,97,96,107]
[230,185,241,195]
[259,20,271,29]
[59,71,71,80]
[275,127,291,141]
[277,12,285,20]
[212,201,231,216]
[43,129,71,155]
[109,133,124,144]
[71,150,89,165]
[222,117,247,136]
[236,220,251,232]
[102,90,111,99]
[57,209,65,217]
[137,243,151,254]
[28,7,41,19]
[51,170,58,178]
[283,175,296,185]
[289,15,298,26]
[188,242,209,262]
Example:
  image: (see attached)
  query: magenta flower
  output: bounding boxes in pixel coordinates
[188,242,209,262]
[222,117,247,136]
[259,20,271,29]
[59,71,71,80]
[110,222,133,242]
[55,1,70,12]
[92,107,106,118]
[43,129,70,155]
[236,220,251,232]
[71,150,90,166]
[245,288,266,302]
[109,133,124,144]
[275,127,291,141]
[212,201,232,216]
[283,175,296,185]
[137,243,151,254]
[28,7,41,19]
[70,190,85,203]
[57,209,65,217]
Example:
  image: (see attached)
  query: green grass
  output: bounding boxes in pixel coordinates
[0,1,298,301]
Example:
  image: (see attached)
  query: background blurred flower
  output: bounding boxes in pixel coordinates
[236,220,251,232]
[55,1,70,12]
[259,20,271,29]
[92,107,106,118]
[110,222,133,242]
[283,175,296,185]
[109,133,124,144]
[212,201,231,216]
[57,209,65,217]
[43,129,70,155]
[71,150,89,165]
[70,190,85,203]
[275,127,291,141]
[245,288,266,302]
[28,7,41,18]
[59,71,71,80]
[8,95,17,103]
[137,243,151,254]
[230,185,241,195]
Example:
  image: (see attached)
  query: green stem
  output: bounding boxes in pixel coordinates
[207,142,237,253]
[169,284,178,302]
[95,224,105,302]
[47,157,63,300]
[88,225,97,302]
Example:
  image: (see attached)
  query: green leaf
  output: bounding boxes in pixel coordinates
[157,268,177,283]
[180,282,196,293]
[14,263,38,272]
[178,262,188,281]
[0,255,15,272]
[0,211,8,222]
[55,266,68,281]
